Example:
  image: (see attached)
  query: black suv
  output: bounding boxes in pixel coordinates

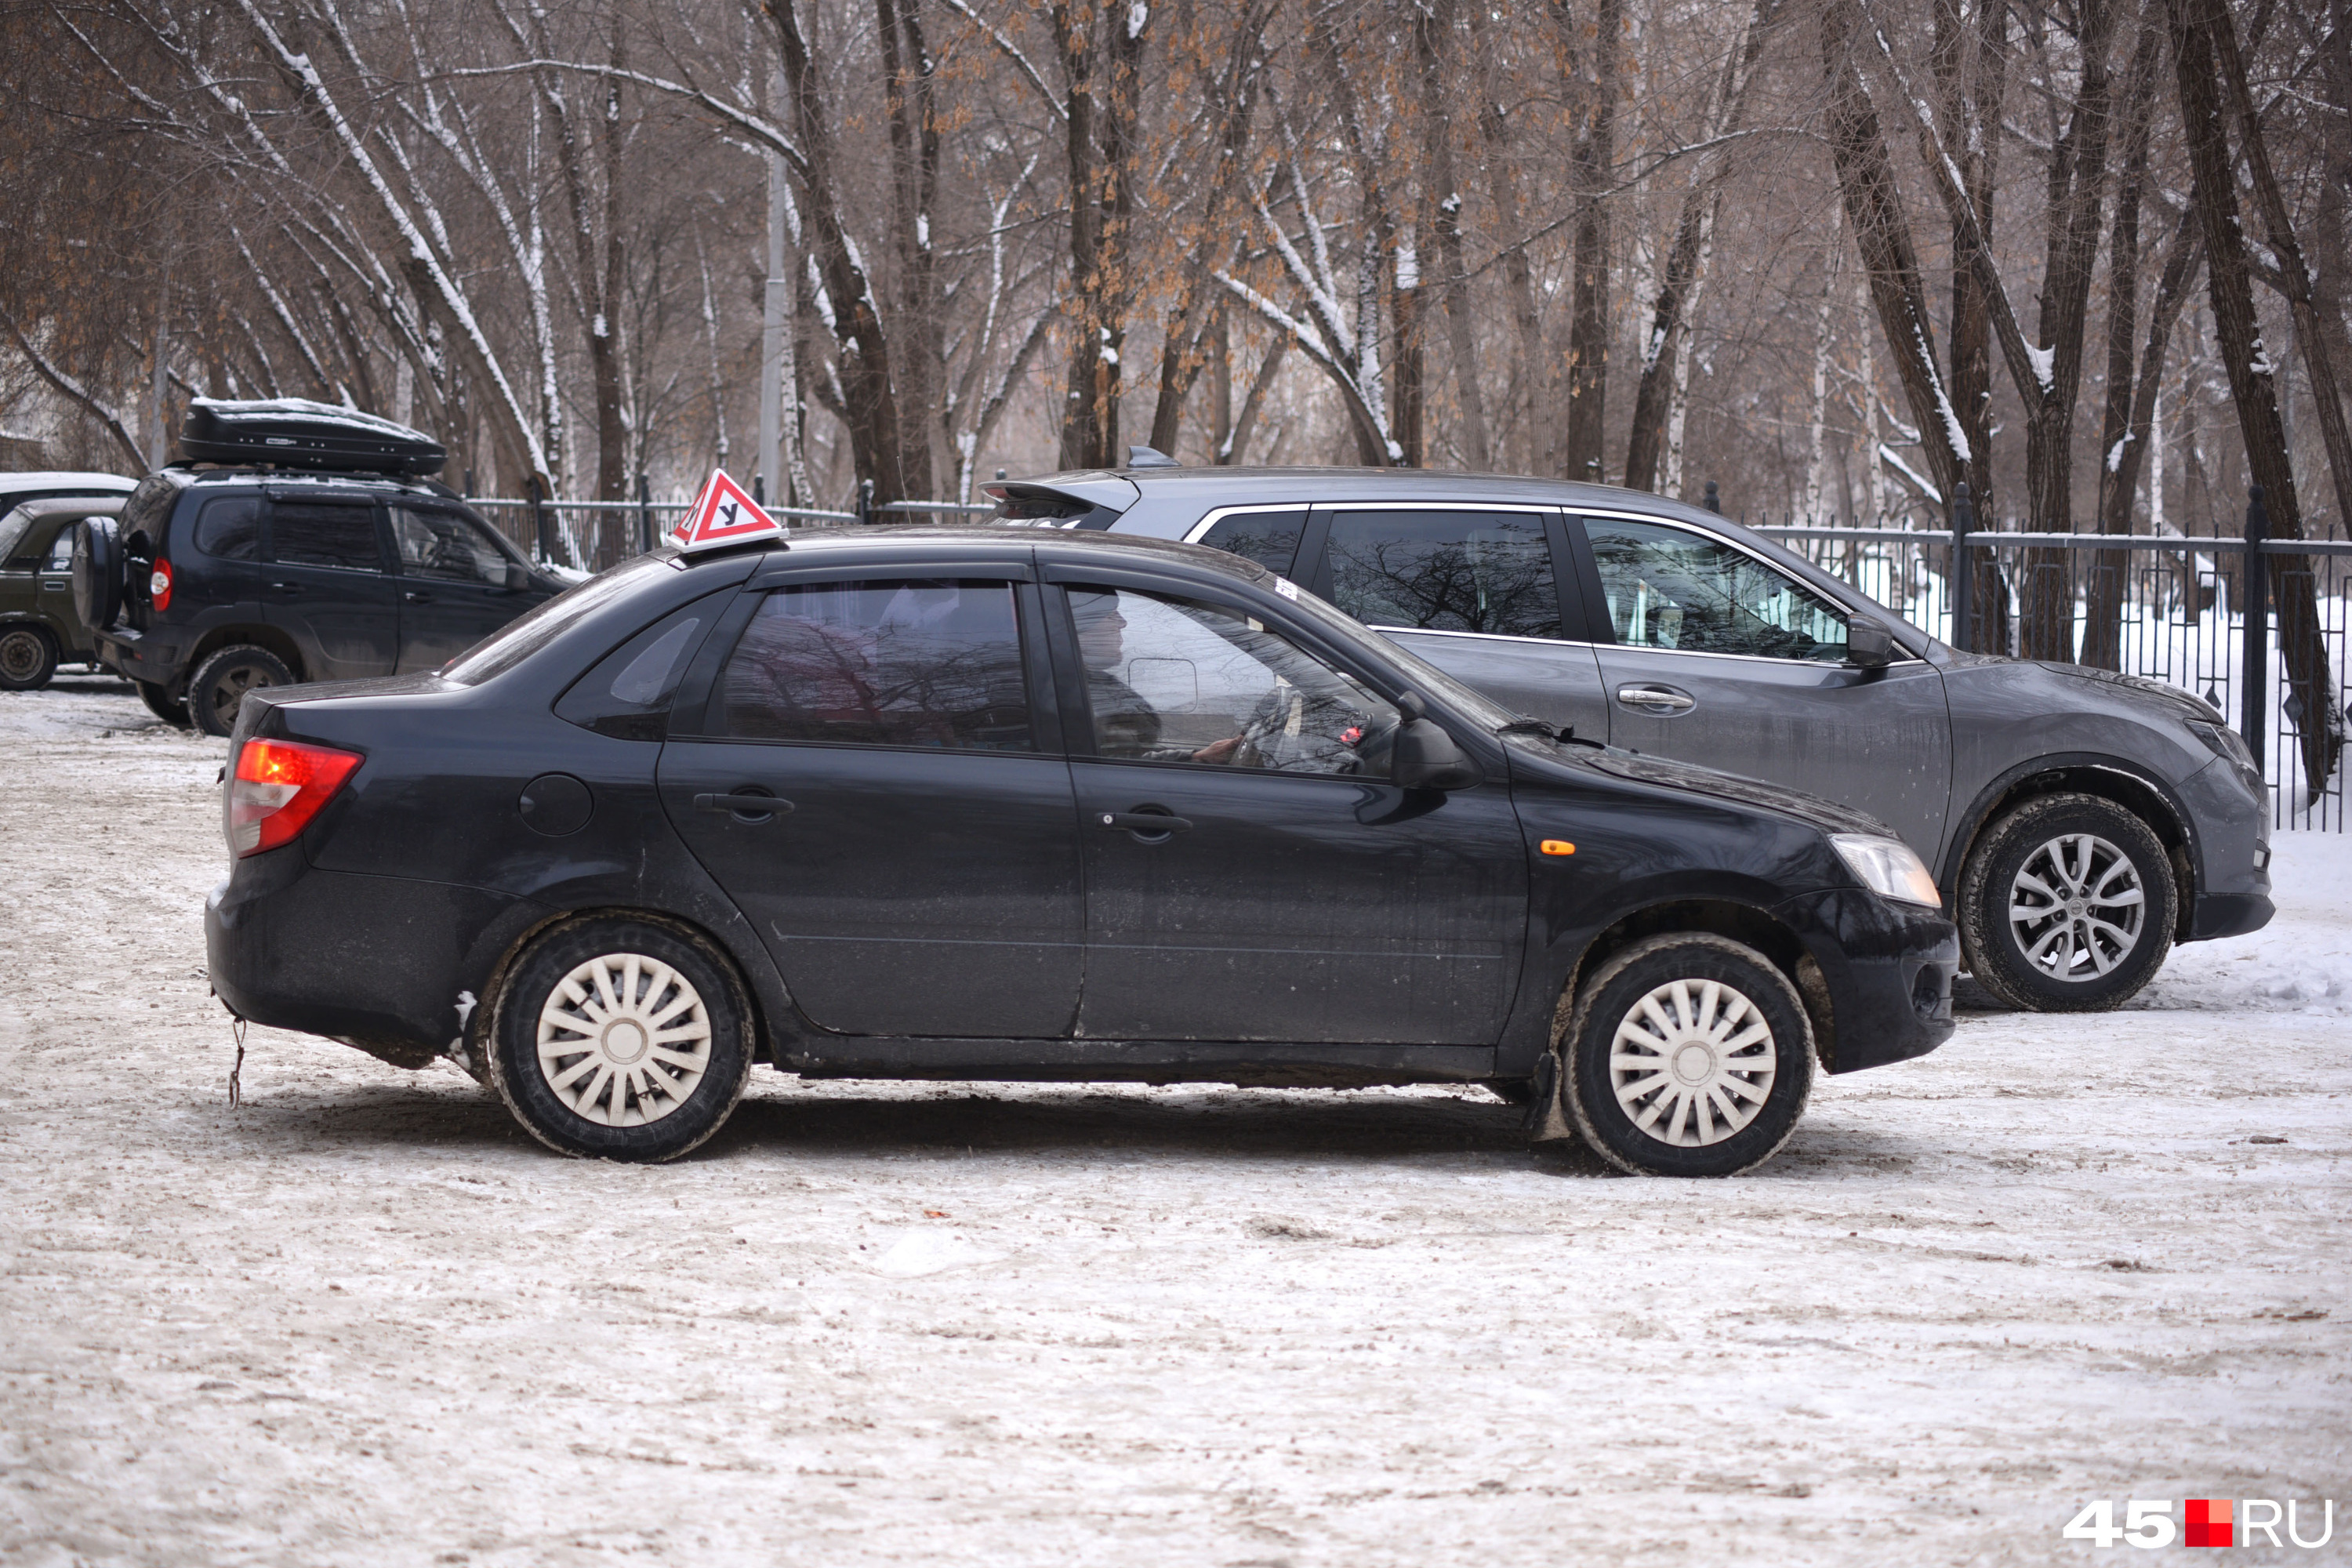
[78,466,564,733]
[207,527,1959,1175]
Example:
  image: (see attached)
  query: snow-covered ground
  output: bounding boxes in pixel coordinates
[2,677,2346,1567]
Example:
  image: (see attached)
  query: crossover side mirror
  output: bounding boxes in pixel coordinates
[504,560,531,592]
[1389,693,1483,791]
[1846,615,1895,670]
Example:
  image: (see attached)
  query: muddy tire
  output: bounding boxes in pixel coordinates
[487,916,754,1161]
[0,625,57,691]
[1563,933,1814,1178]
[1958,793,2174,1013]
[188,644,295,738]
[135,679,191,728]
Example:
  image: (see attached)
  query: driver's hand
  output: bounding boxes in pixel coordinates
[1190,736,1245,764]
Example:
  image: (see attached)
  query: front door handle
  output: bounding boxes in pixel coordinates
[1615,684,1695,713]
[268,581,303,596]
[1098,809,1192,838]
[403,590,434,604]
[694,791,795,822]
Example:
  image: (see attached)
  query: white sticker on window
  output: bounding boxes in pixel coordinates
[1273,576,1299,600]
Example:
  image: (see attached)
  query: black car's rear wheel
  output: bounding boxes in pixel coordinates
[488,917,754,1161]
[1959,793,2175,1012]
[1563,934,1814,1178]
[134,679,191,728]
[188,644,295,737]
[0,625,57,690]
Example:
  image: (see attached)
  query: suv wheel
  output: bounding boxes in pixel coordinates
[1959,793,2176,1012]
[1562,933,1814,1178]
[0,625,58,690]
[487,917,754,1161]
[135,680,191,728]
[188,644,295,737]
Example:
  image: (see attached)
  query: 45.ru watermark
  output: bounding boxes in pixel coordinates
[2063,1498,2336,1548]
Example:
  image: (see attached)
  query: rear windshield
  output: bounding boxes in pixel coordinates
[441,557,671,685]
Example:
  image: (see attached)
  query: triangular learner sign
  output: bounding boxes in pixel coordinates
[671,468,786,552]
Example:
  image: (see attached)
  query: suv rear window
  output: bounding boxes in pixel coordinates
[194,497,263,560]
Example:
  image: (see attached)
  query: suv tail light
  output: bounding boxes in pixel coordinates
[148,559,172,612]
[227,738,362,857]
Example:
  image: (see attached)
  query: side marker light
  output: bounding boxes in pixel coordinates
[1541,840,1576,856]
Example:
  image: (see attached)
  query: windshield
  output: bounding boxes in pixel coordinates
[442,557,671,685]
[1275,577,1523,732]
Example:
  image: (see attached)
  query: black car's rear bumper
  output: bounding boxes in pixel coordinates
[1774,889,1958,1074]
[207,847,548,1069]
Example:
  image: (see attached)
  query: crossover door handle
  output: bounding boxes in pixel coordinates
[694,791,795,822]
[402,590,434,604]
[1615,684,1695,713]
[1098,809,1192,838]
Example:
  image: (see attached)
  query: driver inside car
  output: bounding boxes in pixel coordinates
[1069,589,1394,775]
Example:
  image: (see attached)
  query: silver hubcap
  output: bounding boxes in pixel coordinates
[536,953,713,1127]
[2008,833,2144,982]
[1610,978,1777,1147]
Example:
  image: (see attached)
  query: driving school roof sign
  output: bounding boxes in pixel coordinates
[671,469,786,552]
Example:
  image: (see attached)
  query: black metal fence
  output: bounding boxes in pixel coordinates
[1755,488,2350,831]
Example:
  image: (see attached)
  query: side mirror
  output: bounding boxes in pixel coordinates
[1392,717,1483,791]
[1846,615,1895,669]
[504,560,531,592]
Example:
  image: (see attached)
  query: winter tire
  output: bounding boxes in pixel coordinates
[1563,933,1813,1178]
[488,916,754,1161]
[0,625,57,691]
[135,680,191,728]
[188,644,296,738]
[1958,793,2175,1012]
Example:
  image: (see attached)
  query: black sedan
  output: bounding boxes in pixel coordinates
[206,528,1958,1176]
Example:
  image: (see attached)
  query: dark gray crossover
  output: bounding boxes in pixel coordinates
[208,527,1957,1175]
[995,464,2272,1012]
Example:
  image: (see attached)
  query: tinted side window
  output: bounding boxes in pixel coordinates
[391,506,509,585]
[555,597,723,741]
[1584,517,1849,662]
[270,502,384,572]
[719,579,1033,751]
[194,497,263,561]
[1325,510,1562,638]
[1196,510,1306,576]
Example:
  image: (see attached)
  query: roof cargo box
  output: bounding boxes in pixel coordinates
[180,397,447,477]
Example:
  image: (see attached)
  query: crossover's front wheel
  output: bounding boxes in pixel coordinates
[1958,793,2175,1012]
[1563,934,1814,1178]
[488,918,754,1160]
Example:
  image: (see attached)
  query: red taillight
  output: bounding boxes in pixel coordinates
[227,738,362,857]
[149,560,172,612]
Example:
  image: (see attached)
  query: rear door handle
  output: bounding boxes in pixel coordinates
[694,792,795,820]
[1615,684,1695,713]
[1098,810,1192,836]
[402,590,434,604]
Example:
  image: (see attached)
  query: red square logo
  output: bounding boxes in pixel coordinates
[2186,1498,2234,1548]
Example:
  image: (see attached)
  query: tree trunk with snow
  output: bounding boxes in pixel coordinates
[2171,0,2340,798]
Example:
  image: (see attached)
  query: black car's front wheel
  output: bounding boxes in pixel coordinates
[488,917,754,1161]
[1959,793,2176,1012]
[1563,934,1814,1178]
[0,625,57,691]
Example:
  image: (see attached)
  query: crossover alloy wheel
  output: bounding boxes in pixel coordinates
[1960,793,2176,1012]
